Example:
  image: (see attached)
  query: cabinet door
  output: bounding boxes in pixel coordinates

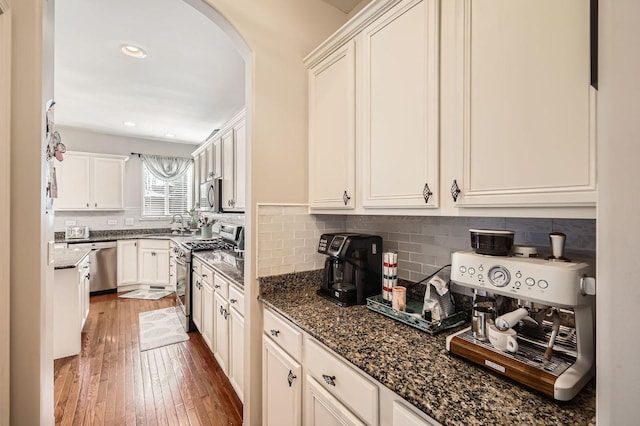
[305,376,365,426]
[205,144,214,180]
[452,0,596,208]
[214,291,229,374]
[199,151,208,183]
[55,153,91,210]
[308,40,356,210]
[169,243,177,290]
[193,155,201,204]
[117,240,138,285]
[360,0,440,208]
[392,400,432,426]
[263,337,302,426]
[233,120,246,211]
[229,306,244,402]
[137,249,156,284]
[154,249,170,285]
[221,129,235,211]
[202,281,215,351]
[212,138,222,179]
[92,157,125,209]
[192,275,203,332]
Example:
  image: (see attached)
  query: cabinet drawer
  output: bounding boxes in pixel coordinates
[192,258,202,276]
[229,285,244,316]
[263,308,302,361]
[201,264,214,287]
[304,338,378,425]
[137,239,170,250]
[213,273,229,299]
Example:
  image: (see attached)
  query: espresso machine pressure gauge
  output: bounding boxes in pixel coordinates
[488,266,510,287]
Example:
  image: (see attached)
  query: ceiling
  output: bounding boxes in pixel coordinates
[54,0,246,145]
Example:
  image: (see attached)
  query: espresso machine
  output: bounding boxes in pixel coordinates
[445,233,596,401]
[317,233,383,306]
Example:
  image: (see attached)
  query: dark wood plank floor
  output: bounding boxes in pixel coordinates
[54,292,243,426]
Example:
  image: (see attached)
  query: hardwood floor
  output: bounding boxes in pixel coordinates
[54,293,243,426]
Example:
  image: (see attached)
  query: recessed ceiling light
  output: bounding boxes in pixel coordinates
[123,121,136,127]
[165,133,176,138]
[120,44,147,59]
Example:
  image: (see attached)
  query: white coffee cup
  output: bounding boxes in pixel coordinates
[487,324,518,353]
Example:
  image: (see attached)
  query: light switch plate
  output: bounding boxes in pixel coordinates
[107,218,118,226]
[65,220,77,226]
[125,217,135,226]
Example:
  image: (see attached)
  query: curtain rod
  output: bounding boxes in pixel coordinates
[130,152,193,161]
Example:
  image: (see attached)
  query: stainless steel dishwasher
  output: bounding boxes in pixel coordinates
[68,241,117,293]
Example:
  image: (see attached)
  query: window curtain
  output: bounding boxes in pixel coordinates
[140,155,192,182]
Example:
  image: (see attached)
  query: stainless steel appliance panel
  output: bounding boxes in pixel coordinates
[68,241,117,293]
[175,256,191,332]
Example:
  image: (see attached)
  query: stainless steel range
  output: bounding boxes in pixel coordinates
[175,223,243,332]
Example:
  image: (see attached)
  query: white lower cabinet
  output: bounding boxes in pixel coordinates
[117,239,171,290]
[305,376,365,426]
[228,285,245,402]
[191,256,244,402]
[192,271,203,332]
[214,291,230,374]
[138,240,170,286]
[53,253,91,359]
[262,307,439,426]
[263,336,302,426]
[202,278,215,351]
[117,240,138,286]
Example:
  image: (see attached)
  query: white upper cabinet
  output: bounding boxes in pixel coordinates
[448,0,596,209]
[360,0,440,208]
[305,0,596,218]
[221,115,246,212]
[308,39,356,210]
[55,151,128,210]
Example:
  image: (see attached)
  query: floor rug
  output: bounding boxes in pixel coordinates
[119,289,173,300]
[138,307,189,351]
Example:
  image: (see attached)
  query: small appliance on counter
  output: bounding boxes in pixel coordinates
[317,233,382,306]
[65,226,90,240]
[445,231,597,401]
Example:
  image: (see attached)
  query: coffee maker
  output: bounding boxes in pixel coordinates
[445,234,596,401]
[317,233,383,306]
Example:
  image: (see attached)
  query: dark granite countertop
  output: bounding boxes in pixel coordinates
[193,250,244,287]
[259,271,596,426]
[55,228,177,243]
[53,247,92,270]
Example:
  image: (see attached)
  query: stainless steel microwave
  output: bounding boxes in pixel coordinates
[200,179,221,212]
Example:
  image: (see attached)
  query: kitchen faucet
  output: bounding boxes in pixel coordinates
[171,214,188,232]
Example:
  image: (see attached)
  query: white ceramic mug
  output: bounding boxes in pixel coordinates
[487,324,518,353]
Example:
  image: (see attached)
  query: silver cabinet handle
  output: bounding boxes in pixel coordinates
[343,190,351,206]
[270,329,280,337]
[230,299,237,304]
[322,374,336,387]
[215,284,221,289]
[451,179,462,202]
[423,183,433,204]
[95,202,97,207]
[288,370,297,387]
[86,203,89,207]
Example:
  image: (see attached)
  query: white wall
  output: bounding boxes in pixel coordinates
[597,0,640,422]
[54,125,196,231]
[10,0,55,424]
[190,1,348,424]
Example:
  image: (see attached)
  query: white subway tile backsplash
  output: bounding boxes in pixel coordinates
[256,207,596,281]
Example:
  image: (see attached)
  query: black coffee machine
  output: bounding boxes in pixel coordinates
[317,233,383,306]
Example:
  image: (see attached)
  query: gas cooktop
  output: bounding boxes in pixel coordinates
[181,238,236,251]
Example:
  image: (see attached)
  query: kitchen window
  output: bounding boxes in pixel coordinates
[142,163,193,217]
